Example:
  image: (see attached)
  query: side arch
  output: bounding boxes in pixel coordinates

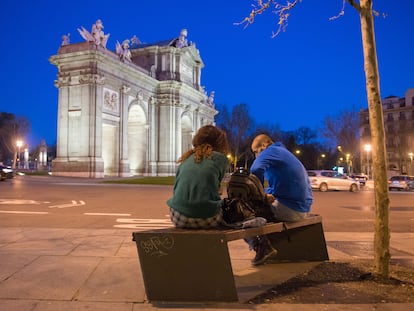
[128,102,147,175]
[181,113,193,154]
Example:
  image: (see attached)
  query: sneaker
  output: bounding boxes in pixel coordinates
[252,241,278,266]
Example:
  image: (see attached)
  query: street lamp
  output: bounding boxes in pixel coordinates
[16,140,23,169]
[409,152,413,175]
[226,153,233,173]
[318,153,326,169]
[345,153,352,175]
[337,146,352,174]
[364,144,372,179]
[24,146,29,169]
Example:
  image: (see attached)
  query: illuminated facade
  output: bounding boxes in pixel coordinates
[50,23,217,177]
[359,88,414,176]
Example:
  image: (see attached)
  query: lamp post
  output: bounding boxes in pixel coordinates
[346,153,351,175]
[318,153,326,169]
[16,140,23,169]
[226,153,233,173]
[24,145,29,169]
[409,152,413,175]
[337,146,352,174]
[364,144,372,179]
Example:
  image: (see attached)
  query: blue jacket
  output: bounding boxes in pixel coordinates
[250,142,313,213]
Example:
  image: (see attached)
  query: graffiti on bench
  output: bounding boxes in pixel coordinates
[140,235,174,257]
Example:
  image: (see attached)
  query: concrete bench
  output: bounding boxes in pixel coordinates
[132,214,328,303]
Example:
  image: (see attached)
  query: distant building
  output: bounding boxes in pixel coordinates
[359,88,414,176]
[50,22,217,178]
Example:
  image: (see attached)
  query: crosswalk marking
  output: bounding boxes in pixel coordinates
[0,199,43,205]
[84,213,131,216]
[49,200,86,208]
[114,218,173,229]
[0,210,49,215]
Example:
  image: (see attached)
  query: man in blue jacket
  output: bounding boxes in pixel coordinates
[249,134,313,265]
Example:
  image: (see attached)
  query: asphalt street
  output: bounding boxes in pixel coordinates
[0,175,413,310]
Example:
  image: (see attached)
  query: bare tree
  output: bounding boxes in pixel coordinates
[295,126,317,146]
[215,103,255,170]
[321,108,360,155]
[0,112,30,164]
[239,0,390,278]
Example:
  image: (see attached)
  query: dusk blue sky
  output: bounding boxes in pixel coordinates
[1,0,413,148]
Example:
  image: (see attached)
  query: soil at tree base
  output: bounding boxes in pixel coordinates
[249,260,414,304]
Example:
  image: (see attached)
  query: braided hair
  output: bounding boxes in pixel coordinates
[178,125,229,163]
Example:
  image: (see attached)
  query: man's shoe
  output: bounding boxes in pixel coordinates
[252,242,278,266]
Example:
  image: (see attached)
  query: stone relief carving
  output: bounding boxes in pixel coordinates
[207,91,215,107]
[130,35,142,48]
[103,89,119,113]
[61,33,70,46]
[169,29,189,48]
[136,90,144,101]
[79,73,105,85]
[116,39,132,62]
[54,72,71,87]
[122,85,131,94]
[78,19,110,48]
[201,90,215,107]
[150,65,156,78]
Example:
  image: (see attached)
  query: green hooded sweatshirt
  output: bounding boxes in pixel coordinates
[167,151,228,218]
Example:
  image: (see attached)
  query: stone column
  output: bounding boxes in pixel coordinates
[119,85,131,177]
[148,96,159,175]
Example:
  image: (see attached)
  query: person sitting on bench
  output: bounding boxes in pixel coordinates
[167,125,230,228]
[248,134,314,266]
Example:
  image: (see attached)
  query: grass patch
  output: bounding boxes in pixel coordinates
[103,176,175,185]
[16,170,50,176]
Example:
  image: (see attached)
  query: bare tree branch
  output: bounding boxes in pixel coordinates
[347,0,361,11]
[237,0,384,37]
[234,0,301,37]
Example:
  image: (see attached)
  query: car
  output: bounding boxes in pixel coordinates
[307,170,359,192]
[388,175,414,191]
[350,173,368,186]
[0,165,14,181]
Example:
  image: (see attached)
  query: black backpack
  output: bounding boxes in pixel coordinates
[226,168,275,221]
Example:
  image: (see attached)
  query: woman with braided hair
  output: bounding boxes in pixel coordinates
[167,125,230,228]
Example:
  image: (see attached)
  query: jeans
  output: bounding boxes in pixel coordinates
[245,200,309,250]
[270,200,308,222]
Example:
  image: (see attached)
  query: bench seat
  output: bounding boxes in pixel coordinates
[132,214,328,303]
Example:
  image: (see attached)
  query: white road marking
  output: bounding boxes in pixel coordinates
[116,218,172,224]
[114,224,174,229]
[114,218,173,229]
[0,211,49,214]
[0,199,44,205]
[49,200,86,208]
[84,213,131,216]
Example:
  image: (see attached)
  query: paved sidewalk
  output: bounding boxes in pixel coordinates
[0,227,413,310]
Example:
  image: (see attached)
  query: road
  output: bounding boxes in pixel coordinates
[0,175,413,233]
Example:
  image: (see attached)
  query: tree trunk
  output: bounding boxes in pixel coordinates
[358,0,390,278]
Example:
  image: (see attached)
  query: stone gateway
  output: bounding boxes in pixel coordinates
[50,21,217,178]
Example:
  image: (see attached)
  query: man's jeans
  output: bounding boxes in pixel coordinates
[245,200,308,250]
[270,200,308,222]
